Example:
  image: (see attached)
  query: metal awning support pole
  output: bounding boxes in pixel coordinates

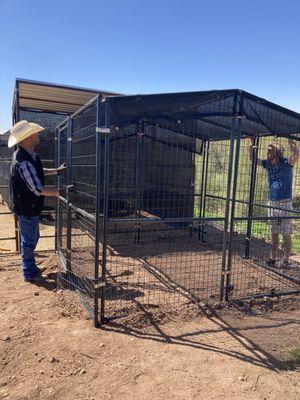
[244,135,259,259]
[15,81,20,123]
[224,115,242,300]
[94,95,102,328]
[100,98,111,325]
[14,80,21,252]
[220,122,235,301]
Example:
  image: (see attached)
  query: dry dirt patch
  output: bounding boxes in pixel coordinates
[0,253,299,400]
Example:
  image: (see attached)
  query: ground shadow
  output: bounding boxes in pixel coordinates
[103,300,300,372]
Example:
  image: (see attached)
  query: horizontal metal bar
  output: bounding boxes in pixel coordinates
[234,216,300,221]
[70,96,98,119]
[69,203,96,222]
[206,193,300,215]
[0,249,55,256]
[252,260,300,286]
[237,289,300,301]
[58,195,68,203]
[108,216,225,224]
[0,209,57,216]
[55,97,98,129]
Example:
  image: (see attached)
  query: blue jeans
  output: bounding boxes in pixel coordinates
[18,215,40,281]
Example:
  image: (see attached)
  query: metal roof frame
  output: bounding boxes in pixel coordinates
[105,89,300,140]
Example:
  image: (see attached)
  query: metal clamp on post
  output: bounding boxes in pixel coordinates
[66,184,74,194]
[96,127,110,134]
[94,282,106,289]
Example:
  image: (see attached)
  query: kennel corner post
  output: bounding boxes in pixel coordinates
[224,112,243,301]
[220,121,236,301]
[66,117,73,274]
[100,98,111,326]
[244,135,259,259]
[93,95,104,328]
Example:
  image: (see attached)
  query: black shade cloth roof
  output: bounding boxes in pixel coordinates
[13,78,121,115]
[108,89,300,141]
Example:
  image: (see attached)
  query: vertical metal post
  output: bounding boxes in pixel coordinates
[220,125,236,300]
[135,121,144,243]
[14,81,21,252]
[224,116,242,300]
[100,98,111,325]
[15,81,20,123]
[198,140,207,240]
[201,140,210,241]
[94,96,102,328]
[14,216,20,252]
[54,127,59,252]
[66,118,73,273]
[244,136,259,258]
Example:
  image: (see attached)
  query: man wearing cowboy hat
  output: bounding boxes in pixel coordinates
[249,137,299,268]
[8,120,65,282]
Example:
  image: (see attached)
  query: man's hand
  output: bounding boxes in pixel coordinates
[43,163,66,176]
[57,162,66,173]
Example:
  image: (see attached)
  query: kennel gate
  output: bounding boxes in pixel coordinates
[56,96,106,327]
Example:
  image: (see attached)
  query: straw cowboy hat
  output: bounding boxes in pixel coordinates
[8,120,44,148]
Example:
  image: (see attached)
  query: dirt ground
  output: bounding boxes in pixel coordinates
[1,252,300,400]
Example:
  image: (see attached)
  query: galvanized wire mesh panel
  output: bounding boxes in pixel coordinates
[57,124,68,259]
[103,122,226,319]
[57,100,100,322]
[228,217,300,299]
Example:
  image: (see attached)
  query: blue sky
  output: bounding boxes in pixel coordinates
[1,0,300,130]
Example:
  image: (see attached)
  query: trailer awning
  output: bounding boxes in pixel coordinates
[13,78,121,116]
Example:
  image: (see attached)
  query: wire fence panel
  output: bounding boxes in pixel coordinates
[228,217,300,300]
[57,99,101,325]
[102,121,227,320]
[226,136,300,300]
[56,92,300,326]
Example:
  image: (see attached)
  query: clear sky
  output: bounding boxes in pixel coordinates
[1,0,300,130]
